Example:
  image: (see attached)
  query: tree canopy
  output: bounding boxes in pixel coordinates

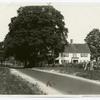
[4,6,68,67]
[85,28,100,61]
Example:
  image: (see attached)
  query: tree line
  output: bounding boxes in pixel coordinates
[2,5,100,68]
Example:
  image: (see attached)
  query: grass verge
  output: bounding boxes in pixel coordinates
[36,64,100,81]
[0,67,44,94]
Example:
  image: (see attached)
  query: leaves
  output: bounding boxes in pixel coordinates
[85,28,100,60]
[4,6,68,66]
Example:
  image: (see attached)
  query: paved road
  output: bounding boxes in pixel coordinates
[18,68,100,95]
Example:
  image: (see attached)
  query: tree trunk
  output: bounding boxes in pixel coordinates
[96,57,98,62]
[24,60,28,68]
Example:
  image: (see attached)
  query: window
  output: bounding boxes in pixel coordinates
[64,53,69,57]
[61,60,69,64]
[73,53,77,57]
[61,53,69,57]
[81,53,88,57]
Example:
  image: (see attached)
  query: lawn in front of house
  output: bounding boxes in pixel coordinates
[36,63,100,81]
[0,67,44,94]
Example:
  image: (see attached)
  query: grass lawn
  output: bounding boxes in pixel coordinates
[37,64,100,81]
[0,67,44,94]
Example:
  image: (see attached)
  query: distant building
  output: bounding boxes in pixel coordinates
[56,40,91,64]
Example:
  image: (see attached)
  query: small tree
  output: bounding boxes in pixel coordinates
[4,6,68,67]
[85,28,100,61]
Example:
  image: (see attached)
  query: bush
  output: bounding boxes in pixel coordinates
[61,63,83,68]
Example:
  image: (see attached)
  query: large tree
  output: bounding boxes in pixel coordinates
[4,6,68,67]
[85,28,100,61]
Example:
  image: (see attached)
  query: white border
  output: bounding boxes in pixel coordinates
[1,0,100,99]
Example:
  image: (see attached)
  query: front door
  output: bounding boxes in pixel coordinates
[72,57,79,63]
[72,60,78,63]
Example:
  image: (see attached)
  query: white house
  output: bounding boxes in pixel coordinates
[56,41,91,64]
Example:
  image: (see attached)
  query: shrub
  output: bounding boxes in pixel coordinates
[61,63,83,68]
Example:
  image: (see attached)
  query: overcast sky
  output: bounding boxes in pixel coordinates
[0,1,100,43]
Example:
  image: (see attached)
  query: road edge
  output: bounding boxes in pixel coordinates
[32,68,100,86]
[10,68,64,95]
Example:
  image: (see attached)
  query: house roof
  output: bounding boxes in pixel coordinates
[64,43,90,53]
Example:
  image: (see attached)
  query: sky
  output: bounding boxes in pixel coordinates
[1,0,100,43]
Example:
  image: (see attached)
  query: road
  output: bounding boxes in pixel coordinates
[18,68,100,95]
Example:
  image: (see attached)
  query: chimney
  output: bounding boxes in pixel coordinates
[70,39,73,44]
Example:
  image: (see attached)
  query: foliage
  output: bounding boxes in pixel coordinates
[37,63,100,81]
[85,28,100,60]
[0,42,5,61]
[4,6,68,67]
